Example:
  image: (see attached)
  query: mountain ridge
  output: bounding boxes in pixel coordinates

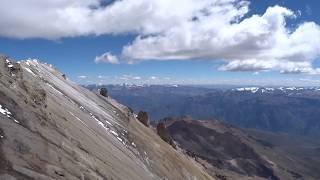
[0,56,213,180]
[91,84,320,137]
[159,117,320,180]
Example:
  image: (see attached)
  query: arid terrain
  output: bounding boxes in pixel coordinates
[161,117,320,180]
[0,56,212,180]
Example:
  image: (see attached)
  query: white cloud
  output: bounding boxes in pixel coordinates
[98,75,109,79]
[0,0,213,39]
[95,52,119,64]
[78,75,87,79]
[132,76,141,80]
[1,0,320,74]
[119,75,129,80]
[150,76,157,80]
[118,74,141,80]
[121,4,320,74]
[219,59,320,75]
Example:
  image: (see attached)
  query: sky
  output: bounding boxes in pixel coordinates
[0,0,320,86]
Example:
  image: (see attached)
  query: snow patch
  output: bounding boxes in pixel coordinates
[266,88,274,91]
[0,104,12,118]
[24,67,36,76]
[285,87,297,91]
[117,137,123,142]
[5,59,17,76]
[89,112,127,145]
[0,104,20,124]
[46,83,64,95]
[110,130,118,136]
[131,142,136,147]
[236,87,259,93]
[105,120,112,126]
[69,112,82,122]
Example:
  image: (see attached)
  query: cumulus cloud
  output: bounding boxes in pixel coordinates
[219,59,320,75]
[1,0,320,74]
[121,4,320,74]
[95,52,119,64]
[0,0,212,39]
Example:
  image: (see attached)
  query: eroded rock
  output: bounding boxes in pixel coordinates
[100,87,108,97]
[156,122,176,149]
[137,111,149,127]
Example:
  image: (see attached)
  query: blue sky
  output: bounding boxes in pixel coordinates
[0,0,320,86]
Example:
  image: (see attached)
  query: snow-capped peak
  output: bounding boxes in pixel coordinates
[236,87,259,93]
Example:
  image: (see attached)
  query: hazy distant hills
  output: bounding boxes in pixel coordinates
[85,84,320,137]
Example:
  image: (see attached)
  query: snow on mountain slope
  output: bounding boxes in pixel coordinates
[0,56,213,180]
[234,86,320,94]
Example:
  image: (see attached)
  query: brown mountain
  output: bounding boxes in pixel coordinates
[161,117,320,180]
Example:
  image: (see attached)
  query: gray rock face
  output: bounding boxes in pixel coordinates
[137,111,149,127]
[0,56,213,180]
[99,87,108,97]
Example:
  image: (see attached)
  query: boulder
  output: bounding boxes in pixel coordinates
[100,87,108,97]
[137,111,149,127]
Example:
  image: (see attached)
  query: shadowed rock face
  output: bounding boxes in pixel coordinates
[0,56,213,180]
[99,87,108,97]
[156,122,176,149]
[164,118,280,180]
[137,111,149,127]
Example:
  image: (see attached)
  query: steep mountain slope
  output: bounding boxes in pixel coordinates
[161,117,320,180]
[245,129,320,180]
[0,56,213,180]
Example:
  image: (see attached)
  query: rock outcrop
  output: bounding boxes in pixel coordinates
[99,87,108,97]
[156,122,176,149]
[137,111,149,127]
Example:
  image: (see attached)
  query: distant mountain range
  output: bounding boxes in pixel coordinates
[85,84,320,137]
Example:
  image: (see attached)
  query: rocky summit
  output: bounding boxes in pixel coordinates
[0,56,212,180]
